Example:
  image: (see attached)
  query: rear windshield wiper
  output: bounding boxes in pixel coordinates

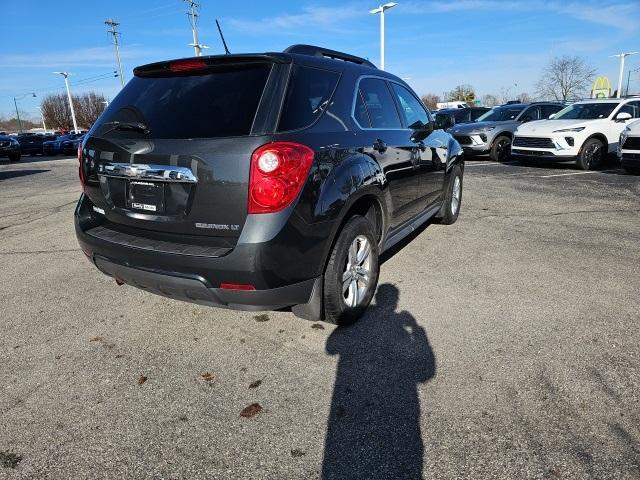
[101,121,151,135]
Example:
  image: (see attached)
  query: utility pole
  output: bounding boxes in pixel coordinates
[54,72,79,133]
[13,92,36,134]
[105,18,125,88]
[369,3,397,71]
[184,0,207,56]
[611,52,638,98]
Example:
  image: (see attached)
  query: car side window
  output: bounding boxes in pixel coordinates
[357,78,402,129]
[354,90,371,128]
[454,110,470,123]
[390,83,431,129]
[521,106,540,121]
[541,105,561,119]
[618,102,640,118]
[470,109,487,120]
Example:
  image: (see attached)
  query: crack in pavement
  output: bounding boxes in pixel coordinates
[0,248,79,256]
[0,200,77,232]
[466,208,640,222]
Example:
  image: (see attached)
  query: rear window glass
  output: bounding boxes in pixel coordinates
[96,64,272,139]
[277,65,340,132]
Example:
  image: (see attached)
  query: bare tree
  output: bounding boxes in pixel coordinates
[481,94,500,107]
[448,84,476,104]
[421,93,440,110]
[75,92,107,128]
[517,92,531,103]
[41,93,73,131]
[499,86,513,104]
[536,55,596,102]
[41,92,107,131]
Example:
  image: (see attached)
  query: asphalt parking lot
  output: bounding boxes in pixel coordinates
[1,155,639,479]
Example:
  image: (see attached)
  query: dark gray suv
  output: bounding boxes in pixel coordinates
[75,45,464,325]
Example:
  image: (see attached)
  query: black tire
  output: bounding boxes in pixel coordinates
[434,164,463,225]
[576,138,604,171]
[323,215,379,325]
[8,153,20,162]
[490,135,511,162]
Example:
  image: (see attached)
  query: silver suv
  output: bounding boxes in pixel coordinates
[448,102,564,161]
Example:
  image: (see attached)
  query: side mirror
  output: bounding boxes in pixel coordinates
[616,112,632,122]
[548,113,556,119]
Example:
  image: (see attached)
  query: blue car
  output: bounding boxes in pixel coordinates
[43,133,83,156]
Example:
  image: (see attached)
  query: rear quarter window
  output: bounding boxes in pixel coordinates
[96,64,273,139]
[277,65,341,132]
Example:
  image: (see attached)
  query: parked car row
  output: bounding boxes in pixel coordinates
[0,132,85,161]
[439,97,640,173]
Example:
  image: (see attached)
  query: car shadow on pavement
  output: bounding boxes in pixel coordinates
[0,169,50,181]
[322,284,436,480]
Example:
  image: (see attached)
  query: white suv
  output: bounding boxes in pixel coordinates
[619,119,640,174]
[512,98,640,170]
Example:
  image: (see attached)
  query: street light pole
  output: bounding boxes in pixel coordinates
[369,3,397,71]
[38,108,47,133]
[12,92,36,134]
[626,67,640,96]
[611,52,638,98]
[54,72,79,133]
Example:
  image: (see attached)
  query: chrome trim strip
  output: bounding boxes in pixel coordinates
[98,163,197,183]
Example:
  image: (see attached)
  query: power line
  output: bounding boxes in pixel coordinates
[105,18,125,88]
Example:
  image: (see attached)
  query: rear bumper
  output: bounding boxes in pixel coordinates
[75,194,330,316]
[93,255,320,312]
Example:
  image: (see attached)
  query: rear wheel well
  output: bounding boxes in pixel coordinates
[341,195,384,245]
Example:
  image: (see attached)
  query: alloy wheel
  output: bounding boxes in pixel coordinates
[342,235,372,308]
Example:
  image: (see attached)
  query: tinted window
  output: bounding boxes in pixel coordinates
[96,64,272,139]
[540,104,562,119]
[554,103,617,120]
[476,106,525,122]
[354,91,371,128]
[520,106,540,121]
[278,66,340,132]
[390,83,430,128]
[454,110,470,123]
[470,108,489,120]
[358,78,402,129]
[616,102,640,118]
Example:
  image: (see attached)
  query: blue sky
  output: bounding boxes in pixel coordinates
[1,0,639,120]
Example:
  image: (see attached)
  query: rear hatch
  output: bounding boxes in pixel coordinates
[81,56,289,245]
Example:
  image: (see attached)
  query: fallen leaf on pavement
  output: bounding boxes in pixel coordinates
[240,403,262,418]
[138,375,147,385]
[249,380,262,389]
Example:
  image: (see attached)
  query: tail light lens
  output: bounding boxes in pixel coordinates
[248,142,314,214]
[78,144,85,189]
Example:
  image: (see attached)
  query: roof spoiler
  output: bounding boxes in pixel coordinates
[284,44,376,69]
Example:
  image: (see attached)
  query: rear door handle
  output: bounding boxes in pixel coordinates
[373,139,387,153]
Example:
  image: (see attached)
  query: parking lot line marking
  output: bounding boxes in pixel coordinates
[465,161,519,167]
[539,171,599,178]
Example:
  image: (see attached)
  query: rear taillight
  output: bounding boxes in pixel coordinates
[248,142,314,214]
[78,144,85,189]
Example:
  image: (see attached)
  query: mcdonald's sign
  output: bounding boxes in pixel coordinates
[591,76,611,98]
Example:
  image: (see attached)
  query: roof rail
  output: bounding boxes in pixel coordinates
[283,44,376,68]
